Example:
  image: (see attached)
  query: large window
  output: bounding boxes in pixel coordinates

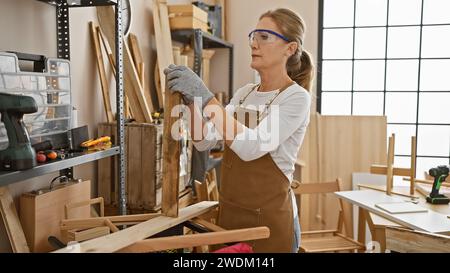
[318,0,450,178]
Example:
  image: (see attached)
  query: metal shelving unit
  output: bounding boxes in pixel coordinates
[171,29,234,99]
[0,0,127,215]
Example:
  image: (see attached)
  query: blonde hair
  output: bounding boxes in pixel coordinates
[260,8,315,91]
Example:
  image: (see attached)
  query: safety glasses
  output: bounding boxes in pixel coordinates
[248,29,291,45]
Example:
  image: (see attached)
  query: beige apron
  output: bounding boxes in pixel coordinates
[217,82,296,253]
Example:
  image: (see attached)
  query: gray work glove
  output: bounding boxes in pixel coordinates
[163,64,214,109]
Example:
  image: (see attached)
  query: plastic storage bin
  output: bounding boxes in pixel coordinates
[0,52,72,150]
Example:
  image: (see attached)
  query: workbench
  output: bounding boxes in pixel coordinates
[335,186,450,252]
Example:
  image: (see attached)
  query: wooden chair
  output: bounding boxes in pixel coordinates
[386,226,450,253]
[293,178,365,253]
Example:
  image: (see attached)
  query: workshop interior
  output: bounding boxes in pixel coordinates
[0,0,449,256]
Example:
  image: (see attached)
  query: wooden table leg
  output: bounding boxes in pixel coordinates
[357,207,366,253]
[362,209,386,253]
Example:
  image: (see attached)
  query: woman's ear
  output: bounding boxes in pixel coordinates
[287,42,298,57]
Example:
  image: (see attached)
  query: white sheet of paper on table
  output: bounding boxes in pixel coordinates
[375,202,428,214]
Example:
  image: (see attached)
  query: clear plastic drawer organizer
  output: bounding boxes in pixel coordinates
[0,52,72,150]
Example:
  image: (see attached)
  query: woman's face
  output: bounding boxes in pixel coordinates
[250,17,297,72]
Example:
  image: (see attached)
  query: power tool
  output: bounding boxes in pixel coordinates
[426,165,450,205]
[0,92,38,171]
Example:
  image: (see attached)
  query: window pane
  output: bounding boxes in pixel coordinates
[353,60,385,91]
[420,60,450,91]
[321,61,353,91]
[419,93,450,124]
[322,29,354,59]
[387,27,420,58]
[421,26,450,58]
[354,27,386,59]
[353,92,384,115]
[417,125,450,156]
[388,0,422,25]
[387,125,417,155]
[416,157,450,179]
[324,0,355,27]
[355,0,388,26]
[321,92,352,115]
[423,0,450,24]
[386,60,419,91]
[394,156,412,168]
[385,92,417,123]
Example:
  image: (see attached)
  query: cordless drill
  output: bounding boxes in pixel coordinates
[426,165,450,205]
[0,92,38,171]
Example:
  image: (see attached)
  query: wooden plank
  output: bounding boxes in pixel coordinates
[370,165,412,177]
[128,33,144,76]
[0,187,30,253]
[157,0,182,218]
[60,213,162,231]
[152,0,167,109]
[89,21,114,123]
[119,226,270,253]
[98,123,112,205]
[96,6,153,122]
[67,226,110,242]
[142,125,157,210]
[54,201,218,253]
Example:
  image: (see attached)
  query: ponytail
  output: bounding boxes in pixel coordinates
[287,49,314,91]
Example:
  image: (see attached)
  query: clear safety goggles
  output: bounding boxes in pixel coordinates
[248,29,291,45]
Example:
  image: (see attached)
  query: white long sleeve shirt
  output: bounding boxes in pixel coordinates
[194,82,311,216]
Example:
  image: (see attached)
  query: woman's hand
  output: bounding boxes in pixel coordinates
[163,64,214,109]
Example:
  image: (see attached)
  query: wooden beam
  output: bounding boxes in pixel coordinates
[118,226,270,253]
[54,201,218,253]
[370,165,412,177]
[358,184,419,199]
[386,134,395,195]
[403,177,450,188]
[104,219,119,233]
[0,187,30,253]
[89,21,114,123]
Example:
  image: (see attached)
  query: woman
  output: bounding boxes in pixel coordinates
[164,8,313,253]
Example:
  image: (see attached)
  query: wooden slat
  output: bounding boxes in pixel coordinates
[152,0,167,109]
[61,213,161,231]
[0,187,30,253]
[65,197,105,219]
[89,21,114,123]
[156,0,182,218]
[127,125,142,209]
[370,165,411,177]
[96,6,153,122]
[104,219,119,233]
[98,123,112,205]
[404,177,450,188]
[54,201,218,253]
[410,136,417,195]
[119,226,269,253]
[142,125,157,210]
[358,184,419,199]
[386,135,395,195]
[190,217,226,232]
[67,226,110,242]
